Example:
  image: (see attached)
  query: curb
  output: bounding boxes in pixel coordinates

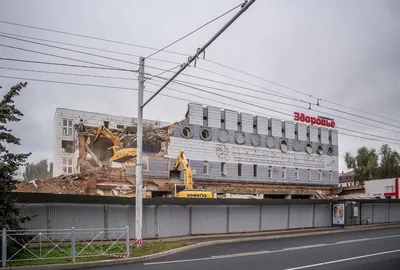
[3,223,400,270]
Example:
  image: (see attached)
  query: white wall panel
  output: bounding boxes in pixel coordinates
[320,128,329,144]
[207,106,221,128]
[225,110,238,131]
[309,126,319,143]
[256,116,268,135]
[331,129,338,145]
[284,121,295,139]
[271,118,282,137]
[297,123,307,141]
[241,113,253,133]
[188,103,203,126]
[167,137,338,171]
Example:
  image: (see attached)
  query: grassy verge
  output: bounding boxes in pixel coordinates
[5,241,190,267]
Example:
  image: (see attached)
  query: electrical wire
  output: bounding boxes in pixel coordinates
[0,67,136,81]
[1,73,398,146]
[0,43,135,72]
[0,31,181,65]
[0,20,189,57]
[145,2,243,59]
[0,75,138,90]
[150,77,308,110]
[145,81,274,118]
[0,58,128,71]
[203,58,400,125]
[145,72,309,104]
[1,21,398,129]
[2,19,397,124]
[203,58,318,100]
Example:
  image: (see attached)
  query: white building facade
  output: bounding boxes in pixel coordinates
[364,178,399,199]
[53,108,168,177]
[165,103,340,185]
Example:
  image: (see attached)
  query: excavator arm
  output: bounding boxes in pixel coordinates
[172,150,193,190]
[93,125,121,147]
[93,125,136,163]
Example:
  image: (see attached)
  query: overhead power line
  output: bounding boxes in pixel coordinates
[1,20,397,126]
[145,2,243,59]
[150,76,307,111]
[0,75,138,90]
[0,20,189,57]
[0,67,135,81]
[0,43,135,72]
[0,31,181,65]
[1,73,398,146]
[0,58,128,71]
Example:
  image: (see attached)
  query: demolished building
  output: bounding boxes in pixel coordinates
[17,103,339,199]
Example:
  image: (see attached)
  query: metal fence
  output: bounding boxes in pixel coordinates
[1,227,130,267]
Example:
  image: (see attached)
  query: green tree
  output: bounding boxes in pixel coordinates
[0,82,32,230]
[23,159,53,181]
[379,144,400,178]
[345,146,379,184]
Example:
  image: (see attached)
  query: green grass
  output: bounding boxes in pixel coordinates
[5,241,190,267]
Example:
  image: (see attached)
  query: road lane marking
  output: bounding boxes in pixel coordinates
[143,234,400,266]
[283,244,327,251]
[283,249,400,270]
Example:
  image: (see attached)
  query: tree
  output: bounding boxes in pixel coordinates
[379,144,400,178]
[0,82,32,230]
[345,146,379,184]
[23,159,53,181]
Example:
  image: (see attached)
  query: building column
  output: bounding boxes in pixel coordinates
[285,194,292,199]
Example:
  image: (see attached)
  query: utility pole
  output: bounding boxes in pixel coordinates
[135,57,145,248]
[142,0,256,108]
[135,0,256,248]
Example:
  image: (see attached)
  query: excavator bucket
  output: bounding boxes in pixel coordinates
[169,170,181,183]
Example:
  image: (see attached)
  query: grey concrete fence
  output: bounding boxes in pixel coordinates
[17,200,400,240]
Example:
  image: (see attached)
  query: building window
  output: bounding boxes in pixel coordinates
[268,166,272,178]
[384,185,394,193]
[282,167,286,179]
[62,158,73,174]
[142,156,149,171]
[164,158,170,172]
[329,170,332,181]
[307,169,311,180]
[117,124,124,129]
[62,119,73,136]
[221,162,226,176]
[295,168,299,180]
[318,170,322,180]
[61,140,74,153]
[203,161,209,175]
[253,165,258,177]
[238,163,242,176]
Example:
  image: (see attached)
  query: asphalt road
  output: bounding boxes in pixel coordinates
[88,227,400,270]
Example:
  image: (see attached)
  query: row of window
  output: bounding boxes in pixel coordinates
[62,118,125,136]
[203,161,333,181]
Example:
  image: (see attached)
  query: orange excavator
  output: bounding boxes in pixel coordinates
[93,125,137,163]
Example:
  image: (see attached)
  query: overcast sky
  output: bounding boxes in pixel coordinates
[1,0,400,173]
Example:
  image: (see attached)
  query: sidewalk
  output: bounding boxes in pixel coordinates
[144,222,400,244]
[3,222,400,270]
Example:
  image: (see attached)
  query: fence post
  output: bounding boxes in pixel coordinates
[2,228,6,268]
[71,227,76,263]
[125,226,130,257]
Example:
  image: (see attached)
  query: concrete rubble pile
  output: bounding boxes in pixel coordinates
[14,170,99,195]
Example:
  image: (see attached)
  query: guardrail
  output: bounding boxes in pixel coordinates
[1,227,130,267]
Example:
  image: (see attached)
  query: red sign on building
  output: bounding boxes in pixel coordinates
[294,112,336,128]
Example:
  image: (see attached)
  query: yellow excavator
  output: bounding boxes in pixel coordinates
[93,125,137,163]
[169,150,214,198]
